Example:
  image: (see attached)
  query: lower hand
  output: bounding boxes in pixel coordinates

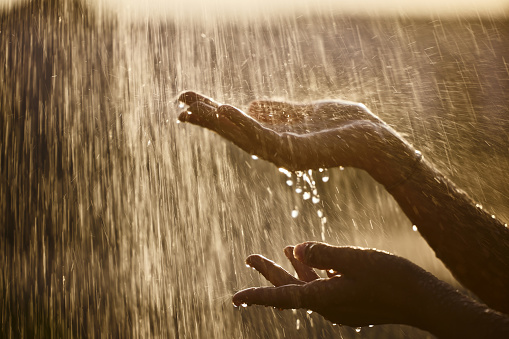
[233,242,453,328]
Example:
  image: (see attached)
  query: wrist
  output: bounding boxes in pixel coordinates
[416,286,509,338]
[364,125,423,190]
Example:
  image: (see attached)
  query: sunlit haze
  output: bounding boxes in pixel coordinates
[3,0,509,337]
[1,0,508,18]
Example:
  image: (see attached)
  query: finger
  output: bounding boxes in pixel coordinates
[284,246,320,282]
[193,104,307,171]
[217,105,281,154]
[232,285,306,309]
[294,242,369,275]
[178,101,218,127]
[178,91,220,108]
[178,101,242,137]
[247,100,310,124]
[217,104,263,129]
[180,103,261,158]
[326,269,340,278]
[246,255,303,287]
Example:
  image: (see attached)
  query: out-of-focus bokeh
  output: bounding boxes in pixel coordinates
[1,0,508,338]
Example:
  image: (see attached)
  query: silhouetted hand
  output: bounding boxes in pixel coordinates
[177,91,417,177]
[233,242,440,327]
[232,242,509,338]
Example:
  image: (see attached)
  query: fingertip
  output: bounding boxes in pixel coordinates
[178,109,202,125]
[232,288,254,306]
[245,254,263,267]
[178,91,221,109]
[178,111,189,122]
[178,91,198,105]
[283,246,295,259]
[294,242,317,262]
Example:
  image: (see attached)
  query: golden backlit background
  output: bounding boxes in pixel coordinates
[1,0,508,338]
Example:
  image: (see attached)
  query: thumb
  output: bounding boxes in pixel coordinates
[294,242,365,275]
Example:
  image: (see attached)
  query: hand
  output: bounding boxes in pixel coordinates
[233,242,439,327]
[177,91,411,174]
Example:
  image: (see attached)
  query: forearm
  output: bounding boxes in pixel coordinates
[415,284,509,338]
[369,127,509,314]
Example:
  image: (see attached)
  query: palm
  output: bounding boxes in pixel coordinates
[246,99,382,133]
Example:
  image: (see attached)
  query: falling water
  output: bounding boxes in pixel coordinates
[1,0,508,338]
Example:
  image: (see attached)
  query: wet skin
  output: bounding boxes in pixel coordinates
[178,91,509,338]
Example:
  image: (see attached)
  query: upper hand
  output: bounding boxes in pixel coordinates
[177,91,395,172]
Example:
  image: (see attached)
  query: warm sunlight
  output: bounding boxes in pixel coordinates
[1,0,508,18]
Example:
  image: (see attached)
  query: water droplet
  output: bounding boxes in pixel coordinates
[475,203,483,209]
[187,110,192,115]
[339,166,345,171]
[279,167,292,177]
[322,176,329,182]
[312,196,320,204]
[291,209,299,218]
[491,215,496,219]
[251,155,258,160]
[303,192,311,200]
[302,174,311,186]
[412,225,418,232]
[176,119,181,124]
[241,303,248,308]
[295,188,303,194]
[355,327,362,333]
[368,325,374,328]
[147,140,151,146]
[178,102,185,108]
[328,269,335,274]
[318,168,324,172]
[286,180,293,186]
[296,319,300,330]
[307,310,313,314]
[245,264,251,268]
[415,150,422,156]
[317,210,323,218]
[332,323,337,326]
[200,33,206,38]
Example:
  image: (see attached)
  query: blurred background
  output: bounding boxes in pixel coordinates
[1,0,508,337]
[2,0,508,17]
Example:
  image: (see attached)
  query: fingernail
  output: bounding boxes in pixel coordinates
[232,294,243,307]
[178,112,188,122]
[294,243,312,262]
[283,246,294,259]
[178,91,197,105]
